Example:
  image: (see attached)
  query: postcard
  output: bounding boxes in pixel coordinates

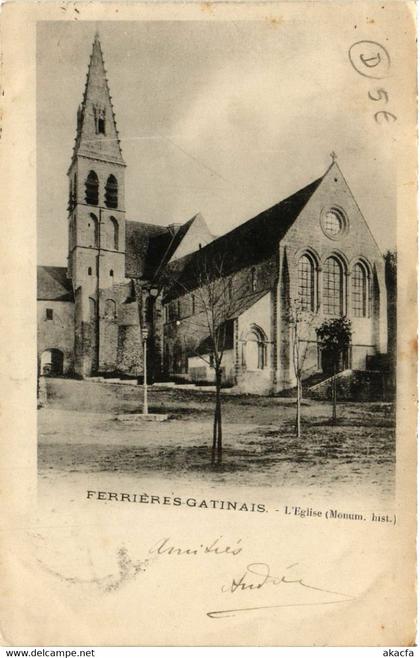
[0,1,416,646]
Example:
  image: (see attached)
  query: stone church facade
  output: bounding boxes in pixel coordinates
[37,34,388,394]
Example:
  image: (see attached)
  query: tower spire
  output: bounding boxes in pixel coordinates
[67,33,127,377]
[70,32,125,170]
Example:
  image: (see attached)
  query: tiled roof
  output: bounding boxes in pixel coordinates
[37,266,74,302]
[164,175,323,294]
[125,215,198,280]
[152,215,197,279]
[125,221,171,279]
[227,290,269,320]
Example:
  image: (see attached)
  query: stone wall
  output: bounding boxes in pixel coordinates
[73,287,99,376]
[116,324,143,375]
[37,300,75,375]
[98,281,144,376]
[236,291,275,394]
[275,163,387,392]
[162,257,277,385]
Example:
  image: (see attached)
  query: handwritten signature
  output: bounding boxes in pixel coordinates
[35,536,355,617]
[36,537,243,593]
[207,562,354,618]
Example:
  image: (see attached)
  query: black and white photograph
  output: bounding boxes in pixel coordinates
[1,2,416,647]
[37,19,397,503]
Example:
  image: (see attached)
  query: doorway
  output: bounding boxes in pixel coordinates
[40,349,64,376]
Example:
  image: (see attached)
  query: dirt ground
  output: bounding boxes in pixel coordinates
[38,379,395,502]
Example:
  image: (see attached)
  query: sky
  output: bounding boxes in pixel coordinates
[37,16,399,266]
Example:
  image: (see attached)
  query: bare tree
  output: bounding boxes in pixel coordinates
[289,300,315,438]
[161,251,253,466]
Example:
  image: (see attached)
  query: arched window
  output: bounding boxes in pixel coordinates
[105,175,118,209]
[88,267,92,276]
[104,299,117,319]
[110,217,119,250]
[250,267,257,292]
[352,262,369,317]
[298,254,315,311]
[85,171,99,206]
[88,213,99,248]
[323,257,343,316]
[109,269,114,278]
[97,110,105,134]
[94,105,106,135]
[89,297,96,320]
[243,326,267,370]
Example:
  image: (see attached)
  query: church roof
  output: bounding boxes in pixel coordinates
[152,215,197,277]
[125,221,172,279]
[205,175,323,267]
[125,215,199,280]
[37,266,74,302]
[164,174,323,296]
[227,290,269,320]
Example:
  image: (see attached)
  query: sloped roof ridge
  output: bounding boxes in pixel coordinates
[162,170,326,298]
[38,264,67,273]
[210,174,323,249]
[37,265,74,301]
[126,219,169,234]
[151,213,199,280]
[227,289,269,320]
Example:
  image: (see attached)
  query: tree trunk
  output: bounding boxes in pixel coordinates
[217,404,222,464]
[296,376,301,438]
[332,361,337,424]
[215,368,223,465]
[212,400,217,465]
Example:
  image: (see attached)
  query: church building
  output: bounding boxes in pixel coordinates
[37,34,388,394]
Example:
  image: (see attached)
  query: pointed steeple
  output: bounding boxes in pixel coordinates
[70,33,125,168]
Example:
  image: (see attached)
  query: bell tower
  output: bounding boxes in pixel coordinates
[67,33,126,376]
